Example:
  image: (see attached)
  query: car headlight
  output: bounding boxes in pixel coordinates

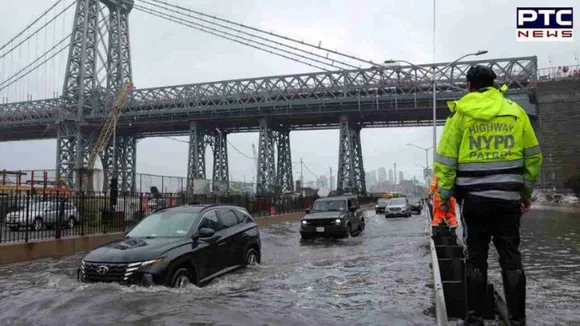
[301,220,308,225]
[375,205,378,208]
[125,258,164,280]
[335,219,342,225]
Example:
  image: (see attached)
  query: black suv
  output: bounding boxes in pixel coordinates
[78,204,261,288]
[300,196,365,239]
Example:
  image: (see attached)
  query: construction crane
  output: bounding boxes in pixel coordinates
[80,81,134,191]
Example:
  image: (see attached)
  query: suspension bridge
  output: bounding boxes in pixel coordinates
[0,0,538,195]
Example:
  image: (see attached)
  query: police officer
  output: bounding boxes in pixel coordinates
[434,65,542,326]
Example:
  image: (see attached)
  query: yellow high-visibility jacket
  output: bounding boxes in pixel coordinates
[434,86,543,202]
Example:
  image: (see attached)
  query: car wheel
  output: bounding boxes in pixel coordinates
[32,217,43,231]
[346,223,353,237]
[67,216,76,229]
[355,218,365,235]
[244,248,260,266]
[170,267,194,288]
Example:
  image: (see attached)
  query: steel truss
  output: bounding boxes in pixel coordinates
[336,116,366,195]
[0,57,537,129]
[185,122,230,194]
[207,129,229,192]
[256,120,294,195]
[101,0,134,192]
[57,0,100,189]
[276,128,294,193]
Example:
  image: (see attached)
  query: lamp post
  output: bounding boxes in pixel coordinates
[384,50,488,166]
[408,143,433,185]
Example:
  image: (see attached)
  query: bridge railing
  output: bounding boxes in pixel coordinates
[536,65,580,82]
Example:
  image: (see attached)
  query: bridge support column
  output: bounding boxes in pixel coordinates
[187,122,207,194]
[276,127,294,193]
[210,130,229,192]
[56,0,100,189]
[101,136,136,193]
[336,116,366,195]
[257,119,277,196]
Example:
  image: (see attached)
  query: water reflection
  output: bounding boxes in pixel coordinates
[488,205,580,325]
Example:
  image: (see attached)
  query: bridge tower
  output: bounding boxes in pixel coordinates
[256,119,294,196]
[57,0,135,192]
[336,116,366,195]
[186,122,230,194]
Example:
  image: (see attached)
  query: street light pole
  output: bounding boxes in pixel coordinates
[407,143,433,184]
[385,50,488,167]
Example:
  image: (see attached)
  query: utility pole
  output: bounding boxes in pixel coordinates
[300,158,304,194]
[329,166,333,191]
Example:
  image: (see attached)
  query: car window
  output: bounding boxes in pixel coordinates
[127,210,201,238]
[312,200,346,212]
[390,198,407,205]
[232,209,252,223]
[198,211,225,232]
[219,209,239,228]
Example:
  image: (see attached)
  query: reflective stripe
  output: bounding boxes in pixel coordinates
[524,145,541,157]
[435,153,457,166]
[457,159,524,172]
[438,188,453,198]
[456,174,524,186]
[469,190,521,201]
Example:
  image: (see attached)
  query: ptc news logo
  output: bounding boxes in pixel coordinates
[516,7,574,41]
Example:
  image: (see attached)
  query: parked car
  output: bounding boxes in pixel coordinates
[407,196,422,214]
[4,199,78,231]
[385,197,411,218]
[78,204,261,288]
[300,195,365,239]
[375,198,390,214]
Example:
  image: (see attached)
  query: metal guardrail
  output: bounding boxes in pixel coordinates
[426,201,449,326]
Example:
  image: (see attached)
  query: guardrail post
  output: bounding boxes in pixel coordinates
[25,191,30,243]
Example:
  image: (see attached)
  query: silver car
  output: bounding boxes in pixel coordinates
[384,197,412,218]
[5,200,79,231]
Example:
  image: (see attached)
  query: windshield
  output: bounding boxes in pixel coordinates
[127,210,201,238]
[377,199,389,205]
[390,198,407,206]
[312,200,346,212]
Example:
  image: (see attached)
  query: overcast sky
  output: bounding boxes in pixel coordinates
[0,0,578,187]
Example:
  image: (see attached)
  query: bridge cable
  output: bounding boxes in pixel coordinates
[0,0,63,53]
[0,36,71,92]
[139,0,358,70]
[143,0,395,69]
[134,4,331,71]
[0,0,75,62]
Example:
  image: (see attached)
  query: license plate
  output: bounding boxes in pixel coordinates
[316,227,325,232]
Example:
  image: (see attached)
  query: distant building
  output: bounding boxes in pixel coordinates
[388,169,394,182]
[378,167,387,182]
[398,171,405,183]
[317,175,328,188]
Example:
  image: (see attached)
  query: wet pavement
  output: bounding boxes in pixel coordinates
[487,205,580,326]
[0,210,435,326]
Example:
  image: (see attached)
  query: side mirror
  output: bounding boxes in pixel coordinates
[305,209,311,214]
[197,227,215,238]
[348,206,357,212]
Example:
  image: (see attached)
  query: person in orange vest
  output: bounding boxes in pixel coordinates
[429,175,458,235]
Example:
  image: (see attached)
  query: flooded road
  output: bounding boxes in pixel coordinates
[0,210,434,326]
[488,204,580,325]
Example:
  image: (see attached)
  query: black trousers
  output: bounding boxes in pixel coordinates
[460,195,523,271]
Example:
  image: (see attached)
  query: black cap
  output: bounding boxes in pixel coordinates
[466,65,497,82]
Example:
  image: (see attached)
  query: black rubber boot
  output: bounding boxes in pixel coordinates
[460,266,487,326]
[502,269,527,326]
[431,225,440,238]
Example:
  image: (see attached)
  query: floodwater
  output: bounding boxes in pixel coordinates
[0,210,435,326]
[487,205,580,326]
